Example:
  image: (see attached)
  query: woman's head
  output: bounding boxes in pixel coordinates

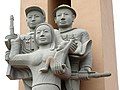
[34,23,56,50]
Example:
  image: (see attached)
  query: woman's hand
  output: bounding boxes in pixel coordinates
[11,34,20,43]
[51,61,66,75]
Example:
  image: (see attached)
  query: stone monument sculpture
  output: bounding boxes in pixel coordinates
[5,6,47,90]
[53,4,111,90]
[8,23,72,90]
[5,4,111,90]
[53,4,92,73]
[5,6,65,90]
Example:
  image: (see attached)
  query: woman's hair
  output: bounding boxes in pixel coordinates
[34,23,56,50]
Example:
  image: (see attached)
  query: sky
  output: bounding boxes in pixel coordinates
[0,0,119,90]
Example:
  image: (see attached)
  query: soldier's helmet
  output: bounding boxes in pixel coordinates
[25,6,46,18]
[53,4,76,18]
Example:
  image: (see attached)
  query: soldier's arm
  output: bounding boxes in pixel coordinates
[74,29,91,55]
[80,30,90,44]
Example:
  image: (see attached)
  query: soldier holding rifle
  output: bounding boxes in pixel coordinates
[5,6,65,90]
[53,4,111,90]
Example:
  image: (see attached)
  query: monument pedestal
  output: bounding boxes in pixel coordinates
[19,0,118,90]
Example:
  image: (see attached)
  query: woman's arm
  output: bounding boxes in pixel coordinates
[9,36,30,66]
[51,56,71,80]
[58,57,71,79]
[9,53,30,66]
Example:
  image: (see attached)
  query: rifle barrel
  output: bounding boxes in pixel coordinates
[10,15,14,35]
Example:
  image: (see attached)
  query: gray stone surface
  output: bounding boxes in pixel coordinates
[5,6,47,90]
[53,4,111,90]
[5,4,111,90]
[9,23,72,90]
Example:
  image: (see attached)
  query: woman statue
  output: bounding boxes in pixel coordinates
[9,23,72,90]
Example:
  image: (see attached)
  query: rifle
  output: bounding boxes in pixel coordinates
[5,15,17,50]
[70,71,111,80]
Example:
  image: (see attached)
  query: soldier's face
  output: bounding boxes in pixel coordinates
[27,11,45,30]
[54,8,75,28]
[35,25,52,45]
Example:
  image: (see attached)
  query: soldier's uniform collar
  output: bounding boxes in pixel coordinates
[60,28,77,33]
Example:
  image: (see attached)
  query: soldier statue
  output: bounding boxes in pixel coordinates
[53,4,111,90]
